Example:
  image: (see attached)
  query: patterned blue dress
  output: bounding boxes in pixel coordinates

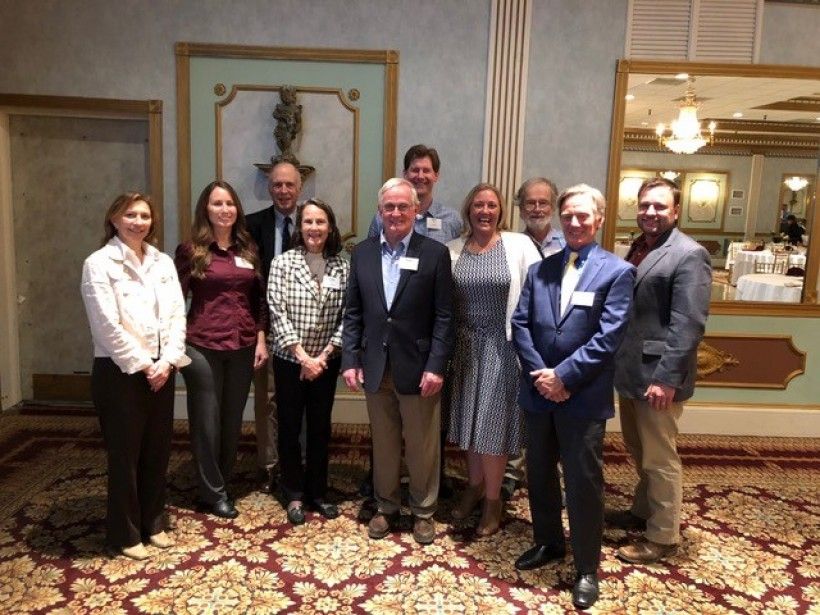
[447,239,523,455]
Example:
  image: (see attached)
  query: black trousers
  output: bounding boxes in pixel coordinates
[181,343,255,505]
[273,355,341,502]
[525,410,606,575]
[92,357,174,549]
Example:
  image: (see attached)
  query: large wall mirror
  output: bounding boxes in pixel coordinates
[605,60,820,315]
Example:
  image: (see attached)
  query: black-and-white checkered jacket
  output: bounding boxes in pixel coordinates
[267,247,349,363]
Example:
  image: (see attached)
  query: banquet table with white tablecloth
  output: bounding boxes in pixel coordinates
[735,273,804,302]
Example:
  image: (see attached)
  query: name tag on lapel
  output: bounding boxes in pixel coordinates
[399,256,419,271]
[571,291,595,307]
[426,217,443,231]
[323,275,341,290]
[234,256,254,269]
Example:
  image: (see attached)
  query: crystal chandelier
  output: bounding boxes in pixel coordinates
[784,176,808,192]
[655,80,716,155]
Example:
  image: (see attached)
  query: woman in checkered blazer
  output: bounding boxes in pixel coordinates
[267,199,349,525]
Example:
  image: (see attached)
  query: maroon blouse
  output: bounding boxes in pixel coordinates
[175,242,269,351]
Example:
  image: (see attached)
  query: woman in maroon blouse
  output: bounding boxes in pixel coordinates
[175,181,269,519]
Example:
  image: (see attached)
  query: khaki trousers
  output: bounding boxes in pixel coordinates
[253,363,278,469]
[618,395,684,545]
[365,370,440,518]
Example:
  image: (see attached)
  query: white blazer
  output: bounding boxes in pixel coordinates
[81,237,191,375]
[447,231,541,340]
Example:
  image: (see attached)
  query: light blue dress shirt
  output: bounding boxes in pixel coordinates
[274,209,296,256]
[526,227,566,258]
[380,231,412,310]
[369,200,461,245]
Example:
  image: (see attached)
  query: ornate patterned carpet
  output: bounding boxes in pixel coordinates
[1,410,818,614]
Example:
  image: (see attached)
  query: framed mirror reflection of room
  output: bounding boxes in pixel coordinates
[605,60,820,314]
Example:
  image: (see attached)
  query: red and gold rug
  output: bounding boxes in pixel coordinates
[0,413,818,614]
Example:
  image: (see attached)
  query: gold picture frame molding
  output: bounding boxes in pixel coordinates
[175,42,399,240]
[605,59,820,315]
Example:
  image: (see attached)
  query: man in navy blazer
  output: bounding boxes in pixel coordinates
[512,184,635,610]
[342,178,454,545]
[246,161,301,493]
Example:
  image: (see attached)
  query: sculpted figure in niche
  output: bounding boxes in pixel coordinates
[272,86,302,166]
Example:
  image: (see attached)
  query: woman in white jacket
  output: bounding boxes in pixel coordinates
[81,192,190,560]
[446,183,541,536]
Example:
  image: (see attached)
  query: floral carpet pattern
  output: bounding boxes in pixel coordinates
[0,411,818,614]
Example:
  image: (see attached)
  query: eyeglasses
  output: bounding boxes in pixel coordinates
[522,199,553,211]
[381,203,412,213]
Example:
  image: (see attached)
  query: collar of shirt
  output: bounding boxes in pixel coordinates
[208,240,236,254]
[627,227,674,262]
[562,242,595,268]
[380,230,413,255]
[274,208,295,226]
[109,236,159,270]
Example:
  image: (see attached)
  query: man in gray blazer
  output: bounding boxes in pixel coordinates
[612,177,711,564]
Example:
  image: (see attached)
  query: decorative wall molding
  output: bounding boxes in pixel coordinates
[481,0,532,214]
[696,334,806,388]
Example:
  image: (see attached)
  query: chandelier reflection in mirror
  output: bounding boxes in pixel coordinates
[784,176,809,192]
[655,79,716,155]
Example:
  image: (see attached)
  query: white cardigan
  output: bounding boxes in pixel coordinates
[447,231,542,340]
[81,237,191,374]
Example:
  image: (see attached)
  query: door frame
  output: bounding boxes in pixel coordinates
[0,94,163,409]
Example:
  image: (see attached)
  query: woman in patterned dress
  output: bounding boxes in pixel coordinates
[446,183,541,536]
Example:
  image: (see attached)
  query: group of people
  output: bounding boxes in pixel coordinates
[80,143,711,610]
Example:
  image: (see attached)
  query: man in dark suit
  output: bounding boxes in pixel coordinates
[611,177,711,564]
[246,161,301,492]
[342,177,454,545]
[512,184,635,609]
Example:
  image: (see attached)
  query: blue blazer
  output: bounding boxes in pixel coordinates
[512,244,635,420]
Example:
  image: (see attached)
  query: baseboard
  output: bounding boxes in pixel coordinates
[172,392,820,438]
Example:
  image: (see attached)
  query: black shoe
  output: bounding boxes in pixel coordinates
[257,466,277,494]
[572,573,599,609]
[500,476,518,501]
[212,500,239,519]
[514,544,566,570]
[309,501,339,519]
[286,503,305,525]
[358,472,374,498]
[604,508,646,531]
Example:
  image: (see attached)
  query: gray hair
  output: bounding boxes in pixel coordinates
[557,183,606,218]
[378,177,419,207]
[515,177,558,208]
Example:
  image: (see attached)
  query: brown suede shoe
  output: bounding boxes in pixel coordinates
[367,512,397,540]
[617,538,677,564]
[412,517,436,545]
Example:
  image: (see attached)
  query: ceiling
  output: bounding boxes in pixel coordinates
[624,73,820,130]
[622,73,820,156]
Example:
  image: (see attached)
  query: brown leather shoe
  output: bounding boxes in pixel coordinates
[412,517,436,545]
[475,498,503,537]
[617,538,677,564]
[367,512,397,540]
[604,509,646,531]
[451,483,484,520]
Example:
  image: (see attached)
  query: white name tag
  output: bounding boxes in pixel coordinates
[399,256,419,271]
[323,275,341,290]
[571,291,595,307]
[234,256,254,269]
[426,217,443,230]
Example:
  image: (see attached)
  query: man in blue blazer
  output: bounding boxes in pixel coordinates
[342,178,454,545]
[512,184,635,610]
